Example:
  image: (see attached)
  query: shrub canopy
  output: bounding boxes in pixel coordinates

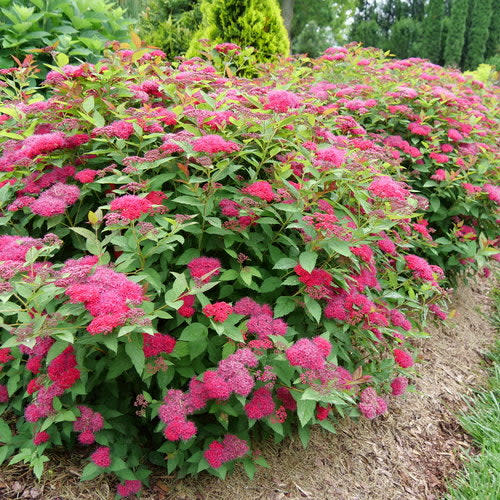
[0,43,498,495]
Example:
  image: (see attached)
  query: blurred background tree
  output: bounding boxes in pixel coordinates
[187,0,289,60]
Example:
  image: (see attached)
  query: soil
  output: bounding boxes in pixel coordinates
[0,276,497,500]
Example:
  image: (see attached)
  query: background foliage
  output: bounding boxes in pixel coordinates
[0,0,134,69]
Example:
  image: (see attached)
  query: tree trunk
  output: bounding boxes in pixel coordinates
[281,0,295,40]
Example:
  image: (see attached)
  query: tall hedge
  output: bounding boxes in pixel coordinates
[350,19,382,49]
[463,0,493,70]
[388,17,422,59]
[484,1,500,60]
[421,0,444,63]
[187,0,290,60]
[443,0,468,67]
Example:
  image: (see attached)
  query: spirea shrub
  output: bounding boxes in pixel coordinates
[0,41,498,495]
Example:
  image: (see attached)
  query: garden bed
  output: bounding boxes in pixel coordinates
[0,274,495,500]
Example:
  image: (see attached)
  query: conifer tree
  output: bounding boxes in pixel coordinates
[389,18,422,59]
[187,0,289,60]
[443,0,468,67]
[463,0,493,70]
[350,19,382,49]
[484,1,499,60]
[421,0,444,63]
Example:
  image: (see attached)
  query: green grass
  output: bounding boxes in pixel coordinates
[443,336,500,499]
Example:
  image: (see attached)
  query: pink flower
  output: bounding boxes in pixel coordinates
[377,238,396,255]
[294,265,331,286]
[30,196,68,217]
[408,122,432,136]
[390,310,412,331]
[187,257,221,283]
[393,348,414,368]
[204,434,249,468]
[0,384,8,403]
[244,387,275,419]
[286,338,329,370]
[203,302,233,322]
[431,168,447,181]
[368,176,409,200]
[93,120,134,140]
[192,134,240,154]
[276,387,297,411]
[74,169,98,183]
[214,43,241,54]
[110,195,152,220]
[263,89,302,113]
[242,181,274,202]
[145,191,167,204]
[219,198,241,216]
[142,332,176,357]
[314,147,345,168]
[117,480,142,498]
[178,294,195,317]
[484,184,500,205]
[78,431,95,445]
[429,304,447,320]
[391,377,408,396]
[33,431,50,445]
[164,419,197,441]
[429,153,449,164]
[316,404,330,420]
[447,128,463,141]
[91,446,111,467]
[405,254,440,283]
[358,387,387,419]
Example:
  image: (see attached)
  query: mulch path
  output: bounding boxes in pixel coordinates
[0,276,496,500]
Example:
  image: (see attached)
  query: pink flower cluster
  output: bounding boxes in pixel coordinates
[187,256,221,283]
[158,389,197,441]
[241,180,275,202]
[192,134,240,154]
[91,446,111,468]
[404,254,443,285]
[393,348,414,368]
[142,332,176,357]
[203,301,233,322]
[358,387,388,419]
[286,337,332,370]
[73,405,104,444]
[368,176,410,200]
[92,120,135,140]
[117,480,141,498]
[244,387,275,419]
[263,89,302,113]
[204,434,249,468]
[30,182,81,217]
[294,265,332,287]
[110,195,153,220]
[64,258,145,334]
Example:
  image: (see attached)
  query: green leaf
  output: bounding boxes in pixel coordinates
[56,53,69,66]
[260,277,282,293]
[82,96,94,113]
[125,337,145,376]
[299,251,317,273]
[273,258,296,270]
[0,419,12,443]
[179,323,207,342]
[298,424,310,448]
[304,296,322,323]
[297,399,316,426]
[274,296,296,318]
[80,462,103,481]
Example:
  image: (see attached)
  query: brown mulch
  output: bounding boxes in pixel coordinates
[0,276,496,500]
